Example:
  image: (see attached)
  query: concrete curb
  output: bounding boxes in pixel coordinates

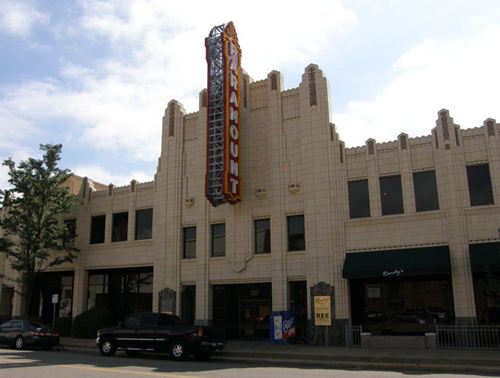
[60,342,500,375]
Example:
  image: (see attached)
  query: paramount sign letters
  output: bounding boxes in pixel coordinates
[205,22,242,206]
[223,28,241,202]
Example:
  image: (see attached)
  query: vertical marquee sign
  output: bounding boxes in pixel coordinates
[205,22,242,206]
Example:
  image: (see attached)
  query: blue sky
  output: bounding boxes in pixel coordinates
[1,0,499,188]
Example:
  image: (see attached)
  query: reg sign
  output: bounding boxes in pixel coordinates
[314,296,331,326]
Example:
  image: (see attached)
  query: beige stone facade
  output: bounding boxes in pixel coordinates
[1,64,499,343]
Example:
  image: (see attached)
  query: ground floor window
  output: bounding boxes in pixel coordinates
[181,285,195,324]
[350,275,454,335]
[0,286,13,318]
[473,272,500,324]
[29,272,74,324]
[289,281,307,338]
[213,283,271,339]
[87,267,153,323]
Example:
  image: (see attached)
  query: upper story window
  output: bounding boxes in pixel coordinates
[413,171,439,212]
[467,164,494,206]
[135,208,153,240]
[380,175,404,215]
[183,226,196,259]
[211,223,225,257]
[287,215,305,252]
[254,218,271,254]
[348,180,370,218]
[63,218,76,246]
[90,215,105,244]
[112,212,128,242]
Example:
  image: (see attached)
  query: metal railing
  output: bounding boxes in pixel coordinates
[345,325,362,348]
[436,325,500,350]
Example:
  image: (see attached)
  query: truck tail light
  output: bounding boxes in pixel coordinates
[189,328,204,337]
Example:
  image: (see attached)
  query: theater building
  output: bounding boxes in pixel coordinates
[1,24,500,345]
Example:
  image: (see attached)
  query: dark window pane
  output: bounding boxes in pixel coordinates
[88,267,153,321]
[112,212,128,242]
[350,277,454,335]
[467,164,494,206]
[287,215,305,251]
[90,215,105,244]
[122,272,139,293]
[474,272,500,325]
[255,219,271,254]
[211,223,225,257]
[380,175,404,215]
[135,208,153,240]
[348,180,370,218]
[413,171,439,212]
[183,226,196,259]
[139,271,153,293]
[63,218,76,246]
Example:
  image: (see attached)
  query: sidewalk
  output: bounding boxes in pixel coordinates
[60,337,500,374]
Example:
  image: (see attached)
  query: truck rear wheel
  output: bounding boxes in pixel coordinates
[170,340,187,361]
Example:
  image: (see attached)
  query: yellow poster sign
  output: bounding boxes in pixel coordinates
[314,296,331,326]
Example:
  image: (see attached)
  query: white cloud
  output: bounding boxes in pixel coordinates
[0,0,356,164]
[0,164,10,191]
[73,164,152,186]
[0,1,49,37]
[0,147,34,190]
[334,25,500,147]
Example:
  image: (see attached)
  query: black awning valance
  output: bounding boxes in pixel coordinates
[469,242,500,273]
[342,246,451,279]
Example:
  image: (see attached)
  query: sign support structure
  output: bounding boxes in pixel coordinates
[205,22,242,206]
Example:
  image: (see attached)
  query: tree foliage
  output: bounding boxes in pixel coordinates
[0,143,78,316]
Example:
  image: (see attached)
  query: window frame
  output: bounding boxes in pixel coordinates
[211,223,226,257]
[182,226,197,259]
[467,163,494,206]
[379,175,404,216]
[63,218,77,246]
[90,215,106,244]
[347,179,371,218]
[413,170,439,212]
[254,218,271,254]
[135,208,153,240]
[287,214,305,252]
[112,211,128,242]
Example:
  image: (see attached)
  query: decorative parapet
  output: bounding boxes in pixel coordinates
[112,184,131,194]
[92,190,107,198]
[409,135,433,147]
[136,181,154,191]
[485,118,497,137]
[461,126,484,139]
[249,79,267,88]
[281,88,299,97]
[376,140,399,152]
[345,146,367,157]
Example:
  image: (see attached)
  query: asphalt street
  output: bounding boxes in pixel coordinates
[0,347,496,378]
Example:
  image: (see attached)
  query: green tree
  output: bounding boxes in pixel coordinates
[0,144,78,317]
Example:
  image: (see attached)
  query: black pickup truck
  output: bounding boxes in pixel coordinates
[96,312,224,360]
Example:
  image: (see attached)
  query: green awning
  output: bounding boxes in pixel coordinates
[342,246,451,279]
[469,242,500,273]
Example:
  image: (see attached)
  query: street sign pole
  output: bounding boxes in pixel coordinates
[51,294,58,329]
